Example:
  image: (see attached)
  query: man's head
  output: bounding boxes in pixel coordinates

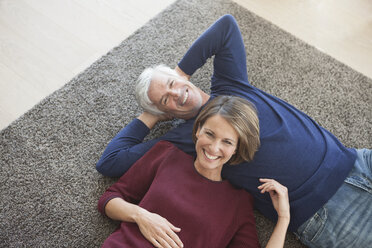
[135,65,208,119]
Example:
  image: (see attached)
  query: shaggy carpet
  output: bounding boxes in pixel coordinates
[0,0,371,247]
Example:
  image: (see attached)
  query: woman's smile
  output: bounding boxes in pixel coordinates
[194,114,238,181]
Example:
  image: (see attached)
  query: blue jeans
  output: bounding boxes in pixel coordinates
[295,149,372,248]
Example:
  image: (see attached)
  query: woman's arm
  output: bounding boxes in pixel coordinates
[98,141,184,248]
[258,179,290,248]
[265,216,290,248]
[104,197,183,248]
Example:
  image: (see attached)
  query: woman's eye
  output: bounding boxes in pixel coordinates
[205,132,213,137]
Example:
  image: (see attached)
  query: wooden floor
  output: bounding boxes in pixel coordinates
[0,0,371,131]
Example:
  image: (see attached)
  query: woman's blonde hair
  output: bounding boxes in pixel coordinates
[192,95,260,165]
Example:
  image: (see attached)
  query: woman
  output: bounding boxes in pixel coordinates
[98,96,290,247]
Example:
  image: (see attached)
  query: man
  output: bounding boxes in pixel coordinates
[97,15,371,247]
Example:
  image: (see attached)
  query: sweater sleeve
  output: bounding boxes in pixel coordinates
[228,193,260,248]
[96,118,160,177]
[97,141,173,215]
[178,14,248,85]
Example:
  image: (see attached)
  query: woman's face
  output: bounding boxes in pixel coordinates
[194,114,238,181]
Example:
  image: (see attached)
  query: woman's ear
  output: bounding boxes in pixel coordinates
[195,123,203,140]
[195,126,200,139]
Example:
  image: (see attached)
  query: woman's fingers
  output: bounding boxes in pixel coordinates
[160,224,183,248]
[137,210,183,248]
[153,224,183,248]
[167,224,183,248]
[258,180,276,194]
[156,236,173,248]
[258,178,287,195]
[258,178,290,219]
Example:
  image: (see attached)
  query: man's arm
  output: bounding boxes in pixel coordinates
[178,14,249,86]
[137,112,159,129]
[96,117,160,177]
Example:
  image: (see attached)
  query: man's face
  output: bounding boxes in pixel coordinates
[147,71,204,119]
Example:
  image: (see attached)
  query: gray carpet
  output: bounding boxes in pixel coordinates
[0,0,371,247]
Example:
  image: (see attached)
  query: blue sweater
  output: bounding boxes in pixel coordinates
[96,15,356,231]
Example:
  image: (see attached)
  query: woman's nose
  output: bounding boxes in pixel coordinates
[210,141,220,153]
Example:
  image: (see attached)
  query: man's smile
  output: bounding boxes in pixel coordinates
[181,89,189,105]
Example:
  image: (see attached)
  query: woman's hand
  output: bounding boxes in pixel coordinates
[134,208,184,248]
[258,178,290,219]
[259,179,290,248]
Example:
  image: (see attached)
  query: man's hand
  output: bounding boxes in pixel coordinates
[258,178,290,219]
[135,208,184,248]
[137,112,173,129]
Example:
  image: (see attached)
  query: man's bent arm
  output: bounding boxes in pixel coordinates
[178,14,248,85]
[137,112,164,129]
[96,118,159,177]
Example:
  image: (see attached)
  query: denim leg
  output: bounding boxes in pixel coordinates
[345,148,372,193]
[295,149,372,248]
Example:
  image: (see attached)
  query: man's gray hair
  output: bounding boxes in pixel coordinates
[135,64,180,115]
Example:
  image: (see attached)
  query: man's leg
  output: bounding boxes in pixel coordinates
[295,149,372,248]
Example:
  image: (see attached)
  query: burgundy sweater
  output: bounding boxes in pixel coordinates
[98,141,259,247]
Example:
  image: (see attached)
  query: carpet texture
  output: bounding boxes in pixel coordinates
[1,0,371,247]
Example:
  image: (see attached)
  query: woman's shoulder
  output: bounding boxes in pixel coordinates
[149,140,178,152]
[154,140,174,149]
[152,140,190,158]
[225,183,254,209]
[141,140,177,161]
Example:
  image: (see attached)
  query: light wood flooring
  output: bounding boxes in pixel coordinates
[0,0,371,131]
